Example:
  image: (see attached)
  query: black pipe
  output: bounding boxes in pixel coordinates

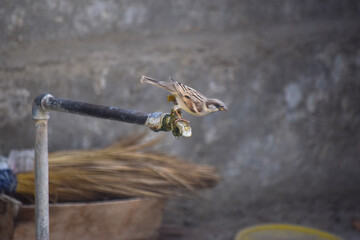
[39,94,149,125]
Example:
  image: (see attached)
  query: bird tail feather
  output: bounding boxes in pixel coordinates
[140,75,174,92]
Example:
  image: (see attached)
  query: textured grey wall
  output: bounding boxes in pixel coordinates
[1,1,360,239]
[1,0,359,46]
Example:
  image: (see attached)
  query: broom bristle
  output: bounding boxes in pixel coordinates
[16,133,220,203]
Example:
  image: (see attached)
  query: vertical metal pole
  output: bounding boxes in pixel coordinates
[34,119,49,240]
[33,94,51,240]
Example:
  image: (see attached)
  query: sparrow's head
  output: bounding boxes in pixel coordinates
[205,98,228,113]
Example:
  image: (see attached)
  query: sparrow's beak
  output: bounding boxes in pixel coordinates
[219,106,228,111]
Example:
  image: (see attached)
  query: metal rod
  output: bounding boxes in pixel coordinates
[32,94,50,240]
[42,95,149,125]
[34,119,49,240]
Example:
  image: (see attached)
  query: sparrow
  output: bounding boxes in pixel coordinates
[140,75,227,120]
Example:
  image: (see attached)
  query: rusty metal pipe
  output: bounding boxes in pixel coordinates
[34,120,49,240]
[32,94,50,240]
[38,94,191,136]
[31,93,191,239]
[41,94,149,125]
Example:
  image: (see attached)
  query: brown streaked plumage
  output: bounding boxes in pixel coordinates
[140,75,228,117]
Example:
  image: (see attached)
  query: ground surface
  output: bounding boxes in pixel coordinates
[160,196,360,240]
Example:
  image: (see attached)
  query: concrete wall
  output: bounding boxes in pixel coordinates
[1,1,360,239]
[1,1,359,46]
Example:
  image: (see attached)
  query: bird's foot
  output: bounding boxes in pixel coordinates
[173,108,190,124]
[174,118,190,124]
[167,107,192,138]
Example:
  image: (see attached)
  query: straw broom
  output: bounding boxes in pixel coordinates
[16,133,220,203]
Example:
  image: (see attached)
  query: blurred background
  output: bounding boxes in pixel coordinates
[1,0,360,239]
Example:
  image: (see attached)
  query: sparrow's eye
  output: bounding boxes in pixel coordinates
[184,95,191,99]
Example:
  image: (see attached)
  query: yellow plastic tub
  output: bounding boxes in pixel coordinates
[235,224,342,240]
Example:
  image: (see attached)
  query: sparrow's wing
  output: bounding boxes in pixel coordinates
[173,81,206,114]
[141,76,176,93]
